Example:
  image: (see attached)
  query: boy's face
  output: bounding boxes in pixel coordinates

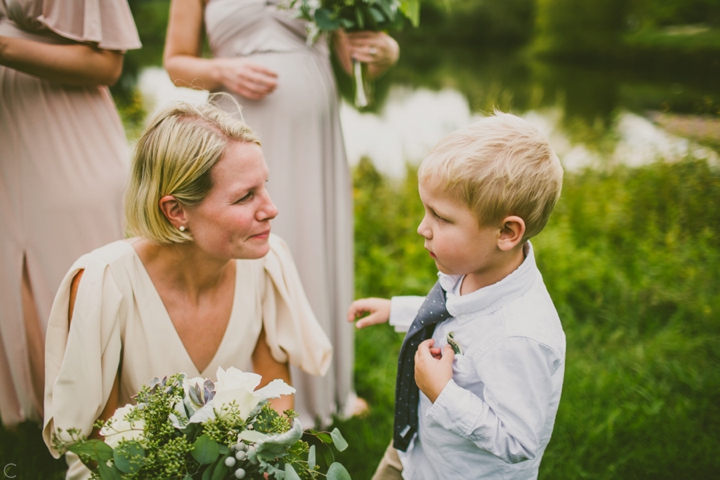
[417,177,503,281]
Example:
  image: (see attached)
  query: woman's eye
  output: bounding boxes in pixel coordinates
[235,192,252,204]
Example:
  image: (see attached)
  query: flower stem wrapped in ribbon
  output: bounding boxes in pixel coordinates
[52,368,350,479]
[290,0,420,107]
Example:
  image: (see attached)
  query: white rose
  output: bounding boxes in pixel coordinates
[213,367,295,420]
[99,404,145,449]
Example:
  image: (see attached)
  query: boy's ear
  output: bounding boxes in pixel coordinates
[497,215,525,251]
[159,195,188,229]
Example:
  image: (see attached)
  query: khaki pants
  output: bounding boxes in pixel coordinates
[371,441,404,480]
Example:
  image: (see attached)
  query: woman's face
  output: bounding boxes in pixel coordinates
[185,141,278,260]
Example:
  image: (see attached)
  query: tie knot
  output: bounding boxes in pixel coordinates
[410,282,451,333]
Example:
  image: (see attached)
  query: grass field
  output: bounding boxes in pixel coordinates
[2,156,719,479]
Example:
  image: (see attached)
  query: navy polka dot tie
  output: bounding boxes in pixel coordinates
[393,281,452,451]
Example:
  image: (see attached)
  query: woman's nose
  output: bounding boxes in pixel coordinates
[258,190,278,221]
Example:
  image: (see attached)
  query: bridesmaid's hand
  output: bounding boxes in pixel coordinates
[215,58,278,100]
[344,31,399,77]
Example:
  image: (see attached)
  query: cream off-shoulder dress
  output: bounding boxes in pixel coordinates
[43,235,332,480]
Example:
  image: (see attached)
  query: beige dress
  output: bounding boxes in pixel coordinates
[0,0,140,426]
[207,0,356,427]
[43,235,332,480]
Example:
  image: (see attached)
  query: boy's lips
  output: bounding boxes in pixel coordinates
[426,248,437,259]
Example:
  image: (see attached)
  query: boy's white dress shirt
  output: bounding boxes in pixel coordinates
[389,242,565,480]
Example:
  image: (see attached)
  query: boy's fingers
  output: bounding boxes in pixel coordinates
[347,298,390,326]
[355,313,381,328]
[346,303,362,322]
[346,299,371,321]
[440,344,455,364]
[354,319,369,328]
[415,339,436,358]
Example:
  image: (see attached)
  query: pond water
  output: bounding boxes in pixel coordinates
[136,48,719,178]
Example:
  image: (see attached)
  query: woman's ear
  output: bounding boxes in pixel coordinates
[498,215,526,251]
[159,195,188,230]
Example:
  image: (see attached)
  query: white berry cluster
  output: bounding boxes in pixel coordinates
[225,441,258,479]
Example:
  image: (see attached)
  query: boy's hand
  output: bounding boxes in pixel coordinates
[347,298,391,328]
[415,339,454,403]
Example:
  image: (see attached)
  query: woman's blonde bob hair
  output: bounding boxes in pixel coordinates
[418,111,563,240]
[125,99,260,244]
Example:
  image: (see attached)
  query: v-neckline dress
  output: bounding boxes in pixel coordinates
[43,235,332,479]
[128,241,243,378]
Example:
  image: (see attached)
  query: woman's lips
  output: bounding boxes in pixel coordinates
[251,229,271,239]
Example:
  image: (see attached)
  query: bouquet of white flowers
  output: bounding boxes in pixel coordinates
[289,0,420,107]
[52,367,350,480]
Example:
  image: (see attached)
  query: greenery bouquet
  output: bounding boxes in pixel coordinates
[290,0,420,107]
[52,367,350,480]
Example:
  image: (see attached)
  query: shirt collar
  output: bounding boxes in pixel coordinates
[439,242,538,322]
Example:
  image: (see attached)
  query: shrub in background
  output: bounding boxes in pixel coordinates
[533,0,628,59]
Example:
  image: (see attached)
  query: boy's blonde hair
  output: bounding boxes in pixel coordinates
[125,99,260,244]
[418,111,563,240]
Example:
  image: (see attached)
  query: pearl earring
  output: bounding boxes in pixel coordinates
[179,226,186,232]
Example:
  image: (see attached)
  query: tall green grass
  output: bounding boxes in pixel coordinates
[536,159,720,478]
[2,157,719,479]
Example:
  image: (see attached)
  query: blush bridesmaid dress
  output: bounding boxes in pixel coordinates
[0,0,140,426]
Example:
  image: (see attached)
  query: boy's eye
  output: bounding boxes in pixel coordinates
[433,211,449,222]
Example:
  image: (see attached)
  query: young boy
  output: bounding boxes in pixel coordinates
[348,112,565,480]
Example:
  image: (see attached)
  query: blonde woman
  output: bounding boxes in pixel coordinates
[42,101,332,480]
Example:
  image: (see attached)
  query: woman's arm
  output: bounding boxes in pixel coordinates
[0,36,123,85]
[333,30,400,79]
[67,270,120,437]
[163,0,278,99]
[252,327,293,413]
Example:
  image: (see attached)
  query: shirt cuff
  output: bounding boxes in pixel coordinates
[426,379,480,436]
[389,296,425,333]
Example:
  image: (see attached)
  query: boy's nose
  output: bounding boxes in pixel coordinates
[417,216,431,238]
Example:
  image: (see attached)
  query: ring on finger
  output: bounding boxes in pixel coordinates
[369,46,377,56]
